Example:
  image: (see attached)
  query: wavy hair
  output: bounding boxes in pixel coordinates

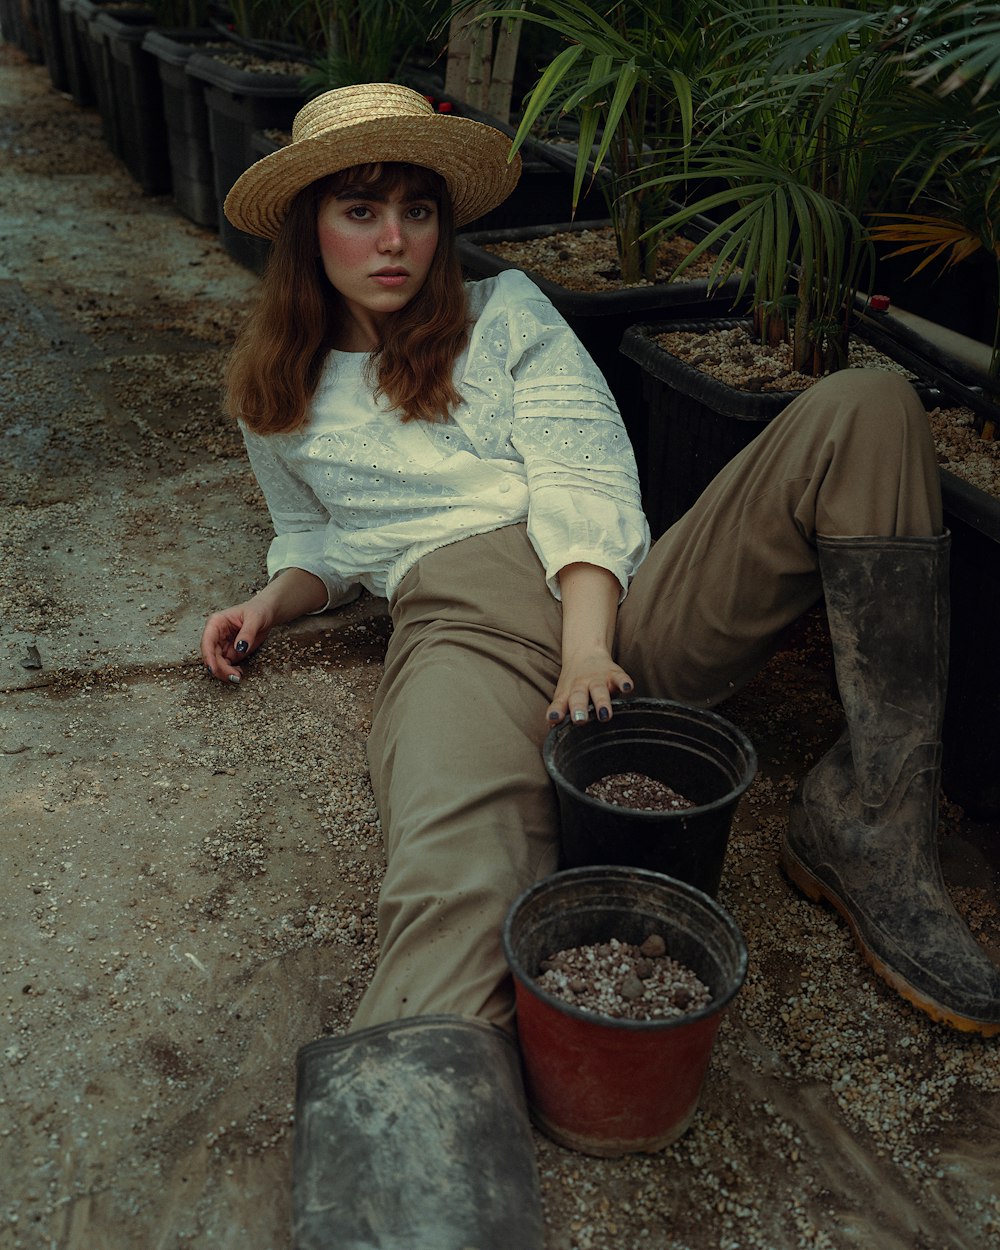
[226,163,469,433]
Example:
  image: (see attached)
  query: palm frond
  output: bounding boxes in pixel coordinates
[869,212,990,274]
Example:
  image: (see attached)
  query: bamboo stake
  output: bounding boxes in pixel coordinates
[444,10,474,101]
[487,10,523,125]
[465,8,493,110]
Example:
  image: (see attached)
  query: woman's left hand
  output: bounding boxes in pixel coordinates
[547,646,634,726]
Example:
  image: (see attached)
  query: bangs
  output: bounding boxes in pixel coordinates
[325,161,445,203]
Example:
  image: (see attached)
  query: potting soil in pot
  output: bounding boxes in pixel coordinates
[482,227,721,292]
[536,934,712,1021]
[585,771,696,811]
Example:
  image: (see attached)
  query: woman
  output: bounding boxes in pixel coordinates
[202,84,1000,1250]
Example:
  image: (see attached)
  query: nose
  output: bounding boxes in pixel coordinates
[377,212,405,254]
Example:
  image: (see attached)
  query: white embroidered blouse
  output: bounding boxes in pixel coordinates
[240,268,651,608]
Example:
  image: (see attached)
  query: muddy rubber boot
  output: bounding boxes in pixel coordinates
[782,533,1000,1036]
[292,1014,544,1250]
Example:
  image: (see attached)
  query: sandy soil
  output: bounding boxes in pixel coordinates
[2,42,1000,1250]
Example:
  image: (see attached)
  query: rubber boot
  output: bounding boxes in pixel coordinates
[292,1015,544,1250]
[782,533,1000,1036]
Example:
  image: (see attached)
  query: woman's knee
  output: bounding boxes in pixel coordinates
[812,367,925,431]
[798,367,932,465]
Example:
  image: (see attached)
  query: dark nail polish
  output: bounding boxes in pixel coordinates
[235,640,248,654]
[205,665,214,676]
[622,682,633,693]
[547,710,561,721]
[598,706,610,721]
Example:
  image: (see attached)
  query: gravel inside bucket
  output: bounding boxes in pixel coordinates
[537,934,712,1020]
[585,771,697,811]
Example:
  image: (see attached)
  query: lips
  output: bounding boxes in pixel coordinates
[370,268,410,287]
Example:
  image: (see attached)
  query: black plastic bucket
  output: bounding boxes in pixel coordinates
[543,698,757,896]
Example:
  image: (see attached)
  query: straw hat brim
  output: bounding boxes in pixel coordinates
[224,115,523,239]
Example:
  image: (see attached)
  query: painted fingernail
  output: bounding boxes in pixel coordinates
[205,665,214,676]
[622,681,633,693]
[228,673,241,684]
[572,709,587,722]
[235,640,248,654]
[598,706,610,721]
[548,709,561,721]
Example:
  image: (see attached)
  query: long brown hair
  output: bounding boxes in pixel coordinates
[226,163,469,433]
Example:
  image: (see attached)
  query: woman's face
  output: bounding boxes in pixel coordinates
[317,179,439,347]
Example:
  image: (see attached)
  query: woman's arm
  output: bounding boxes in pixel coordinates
[201,566,328,683]
[547,562,634,725]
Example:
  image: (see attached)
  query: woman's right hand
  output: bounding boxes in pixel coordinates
[200,567,329,683]
[201,600,274,683]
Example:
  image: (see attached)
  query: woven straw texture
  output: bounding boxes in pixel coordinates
[224,83,522,238]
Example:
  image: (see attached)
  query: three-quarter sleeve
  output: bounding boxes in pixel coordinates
[241,425,362,611]
[497,272,651,597]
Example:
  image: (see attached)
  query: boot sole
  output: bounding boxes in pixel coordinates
[779,841,1000,1038]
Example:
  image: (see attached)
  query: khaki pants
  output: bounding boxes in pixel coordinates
[351,369,943,1032]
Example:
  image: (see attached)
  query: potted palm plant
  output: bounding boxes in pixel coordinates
[619,0,949,534]
[452,0,746,485]
[301,0,448,93]
[619,0,1000,817]
[866,13,1000,389]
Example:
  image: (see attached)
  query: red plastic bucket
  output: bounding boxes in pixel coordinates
[503,865,747,1156]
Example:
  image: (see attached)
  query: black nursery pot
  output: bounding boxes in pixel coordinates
[620,315,950,539]
[98,8,171,195]
[185,50,308,274]
[544,698,757,897]
[37,0,70,93]
[57,0,94,107]
[143,28,220,226]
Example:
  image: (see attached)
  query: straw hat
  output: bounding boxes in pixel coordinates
[224,82,523,239]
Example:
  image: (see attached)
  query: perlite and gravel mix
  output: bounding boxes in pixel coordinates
[2,43,999,1250]
[536,933,713,1020]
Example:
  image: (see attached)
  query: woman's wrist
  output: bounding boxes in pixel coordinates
[256,567,329,624]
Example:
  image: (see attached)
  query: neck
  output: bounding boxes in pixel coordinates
[334,302,387,353]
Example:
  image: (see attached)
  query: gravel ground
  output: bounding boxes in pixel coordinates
[2,42,1000,1250]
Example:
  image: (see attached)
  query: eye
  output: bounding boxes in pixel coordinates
[407,203,435,221]
[345,203,373,220]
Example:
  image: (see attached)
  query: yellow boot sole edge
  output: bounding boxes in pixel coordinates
[779,843,1000,1039]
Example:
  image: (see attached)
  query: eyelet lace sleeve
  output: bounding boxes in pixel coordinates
[486,271,650,597]
[241,424,362,612]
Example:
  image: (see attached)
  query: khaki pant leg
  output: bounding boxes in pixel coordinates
[618,368,943,706]
[351,525,563,1034]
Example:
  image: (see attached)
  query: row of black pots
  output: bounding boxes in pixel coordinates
[37,3,311,259]
[24,6,611,279]
[51,0,181,191]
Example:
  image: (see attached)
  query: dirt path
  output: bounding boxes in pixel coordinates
[2,43,999,1250]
